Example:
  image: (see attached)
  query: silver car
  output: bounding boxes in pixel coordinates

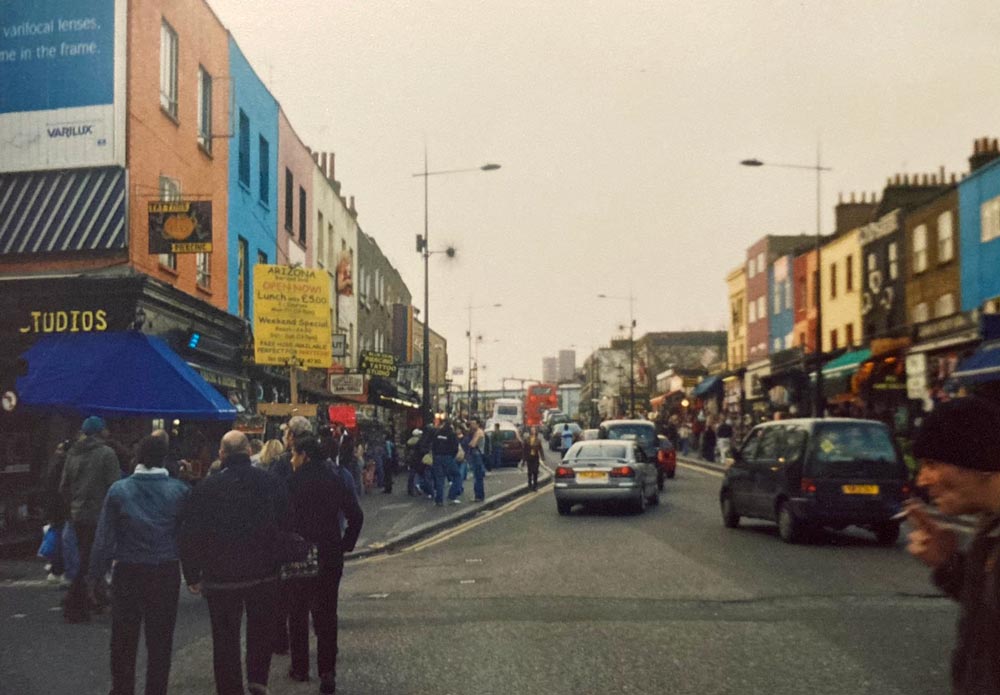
[553,440,660,515]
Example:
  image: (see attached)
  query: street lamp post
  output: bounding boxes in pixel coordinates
[741,148,831,417]
[414,153,500,426]
[597,293,637,417]
[466,302,502,403]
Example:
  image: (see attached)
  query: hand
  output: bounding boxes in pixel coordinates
[187,583,202,595]
[906,502,958,569]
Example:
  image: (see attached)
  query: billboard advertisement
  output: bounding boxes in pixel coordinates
[253,265,332,369]
[0,0,126,172]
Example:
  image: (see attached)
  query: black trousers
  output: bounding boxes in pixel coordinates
[64,522,97,618]
[526,462,540,491]
[109,562,181,695]
[205,580,278,695]
[288,567,344,679]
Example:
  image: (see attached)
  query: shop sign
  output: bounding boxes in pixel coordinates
[148,200,213,253]
[360,350,397,379]
[859,211,899,246]
[329,373,364,396]
[906,353,927,400]
[915,310,979,342]
[253,265,332,369]
[332,333,347,358]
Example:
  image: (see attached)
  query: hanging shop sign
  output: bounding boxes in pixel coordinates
[253,265,332,369]
[332,333,347,358]
[148,200,213,253]
[329,373,364,396]
[360,350,398,379]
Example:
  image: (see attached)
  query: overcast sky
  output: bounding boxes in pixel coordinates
[206,0,1000,390]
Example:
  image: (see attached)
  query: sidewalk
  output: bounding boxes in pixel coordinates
[348,463,552,560]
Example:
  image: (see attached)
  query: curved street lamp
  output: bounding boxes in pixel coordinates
[597,292,637,417]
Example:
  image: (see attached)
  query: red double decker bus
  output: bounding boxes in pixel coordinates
[524,383,558,427]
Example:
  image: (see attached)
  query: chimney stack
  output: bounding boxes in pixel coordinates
[970,136,1000,172]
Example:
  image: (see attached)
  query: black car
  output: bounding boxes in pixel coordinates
[719,418,911,545]
[599,419,666,490]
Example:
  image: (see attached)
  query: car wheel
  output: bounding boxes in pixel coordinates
[632,491,647,514]
[777,501,801,544]
[647,484,660,506]
[874,522,900,546]
[557,500,572,516]
[720,493,740,528]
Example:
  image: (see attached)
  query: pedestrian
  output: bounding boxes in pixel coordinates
[89,435,190,695]
[333,422,362,498]
[256,438,285,471]
[179,431,291,695]
[432,419,460,506]
[418,427,436,498]
[664,415,680,447]
[405,429,424,496]
[523,426,545,492]
[488,422,503,472]
[42,438,72,584]
[383,432,398,494]
[678,420,692,456]
[60,415,120,623]
[701,419,717,462]
[249,438,264,465]
[272,415,313,482]
[716,419,734,462]
[560,423,575,452]
[467,419,487,502]
[285,435,363,693]
[905,396,1000,695]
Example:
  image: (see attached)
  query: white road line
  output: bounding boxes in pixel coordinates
[677,461,724,478]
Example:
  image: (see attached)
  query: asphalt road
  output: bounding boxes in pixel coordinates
[1,452,959,694]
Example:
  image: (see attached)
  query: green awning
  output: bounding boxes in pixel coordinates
[821,348,872,378]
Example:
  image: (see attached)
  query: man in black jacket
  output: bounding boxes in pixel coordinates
[179,430,290,695]
[287,436,363,693]
[431,419,460,506]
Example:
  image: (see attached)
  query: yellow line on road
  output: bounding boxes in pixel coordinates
[677,461,724,478]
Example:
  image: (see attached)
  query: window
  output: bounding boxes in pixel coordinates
[258,137,269,203]
[757,296,766,321]
[298,186,307,246]
[829,262,837,299]
[846,255,854,292]
[285,169,294,232]
[257,250,267,265]
[868,253,877,272]
[773,337,782,351]
[757,252,765,275]
[196,251,211,289]
[935,293,956,318]
[159,21,178,118]
[888,242,898,280]
[938,211,954,263]
[829,328,839,350]
[913,224,928,273]
[731,300,742,329]
[912,302,929,324]
[747,257,756,278]
[785,279,792,310]
[773,283,781,314]
[748,299,757,323]
[846,323,854,346]
[238,110,250,187]
[237,238,248,318]
[982,196,1000,243]
[197,67,212,151]
[157,176,180,270]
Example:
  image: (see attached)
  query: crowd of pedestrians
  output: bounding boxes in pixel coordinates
[44,414,364,695]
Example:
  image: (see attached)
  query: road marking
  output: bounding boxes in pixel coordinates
[460,579,476,585]
[367,593,390,599]
[403,489,540,554]
[677,461,724,478]
[11,614,26,619]
[465,558,483,563]
[49,607,61,612]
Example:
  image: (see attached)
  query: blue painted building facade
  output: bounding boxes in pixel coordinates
[768,254,795,352]
[227,37,279,323]
[958,156,1000,312]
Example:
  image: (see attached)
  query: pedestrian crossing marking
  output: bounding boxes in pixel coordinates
[460,579,476,584]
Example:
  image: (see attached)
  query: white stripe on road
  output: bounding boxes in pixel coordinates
[677,461,724,478]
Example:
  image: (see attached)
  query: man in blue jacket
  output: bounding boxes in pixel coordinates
[179,431,290,695]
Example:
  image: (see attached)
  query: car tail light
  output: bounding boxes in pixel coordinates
[800,478,817,494]
[555,466,575,479]
[610,466,635,478]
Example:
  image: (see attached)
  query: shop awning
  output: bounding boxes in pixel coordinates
[692,375,722,397]
[821,348,872,378]
[16,331,237,420]
[952,340,1000,385]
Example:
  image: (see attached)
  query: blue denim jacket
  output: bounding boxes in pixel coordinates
[89,470,190,580]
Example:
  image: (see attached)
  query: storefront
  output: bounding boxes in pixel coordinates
[763,347,811,417]
[743,359,771,425]
[906,310,982,407]
[857,337,914,433]
[821,347,871,415]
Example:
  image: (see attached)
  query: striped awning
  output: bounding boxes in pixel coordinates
[0,167,126,255]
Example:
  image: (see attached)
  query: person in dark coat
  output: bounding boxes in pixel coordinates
[285,436,363,694]
[42,439,72,582]
[179,431,290,695]
[431,420,460,506]
[906,396,1000,695]
[522,426,545,492]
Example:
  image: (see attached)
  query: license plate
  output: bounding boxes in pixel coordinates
[842,484,879,495]
[577,471,608,483]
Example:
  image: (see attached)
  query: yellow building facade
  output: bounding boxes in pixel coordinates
[726,264,747,369]
[819,228,863,353]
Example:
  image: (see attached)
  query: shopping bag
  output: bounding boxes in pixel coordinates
[62,523,80,580]
[37,524,60,560]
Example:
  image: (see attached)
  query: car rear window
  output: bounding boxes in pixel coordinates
[499,431,518,442]
[604,424,655,445]
[497,405,519,416]
[575,443,628,460]
[807,422,903,479]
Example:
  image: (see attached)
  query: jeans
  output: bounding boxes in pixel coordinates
[490,449,502,471]
[420,466,434,497]
[432,455,452,504]
[288,567,344,680]
[447,458,463,500]
[526,461,540,491]
[205,580,278,695]
[470,451,486,501]
[109,562,181,695]
[459,461,469,481]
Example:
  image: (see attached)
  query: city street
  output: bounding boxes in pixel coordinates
[0,450,958,695]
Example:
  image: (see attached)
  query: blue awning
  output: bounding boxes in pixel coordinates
[16,332,237,420]
[693,375,721,397]
[952,340,1000,385]
[822,348,872,377]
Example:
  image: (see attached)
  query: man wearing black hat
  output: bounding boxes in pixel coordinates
[60,415,120,623]
[907,395,1000,695]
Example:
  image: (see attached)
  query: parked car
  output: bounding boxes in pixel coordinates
[599,419,666,490]
[494,424,524,465]
[580,428,600,441]
[549,422,582,451]
[553,440,660,515]
[718,418,912,545]
[541,410,567,438]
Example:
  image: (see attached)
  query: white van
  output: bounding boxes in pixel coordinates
[490,398,523,429]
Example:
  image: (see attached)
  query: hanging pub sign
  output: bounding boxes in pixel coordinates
[360,350,398,379]
[148,200,213,253]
